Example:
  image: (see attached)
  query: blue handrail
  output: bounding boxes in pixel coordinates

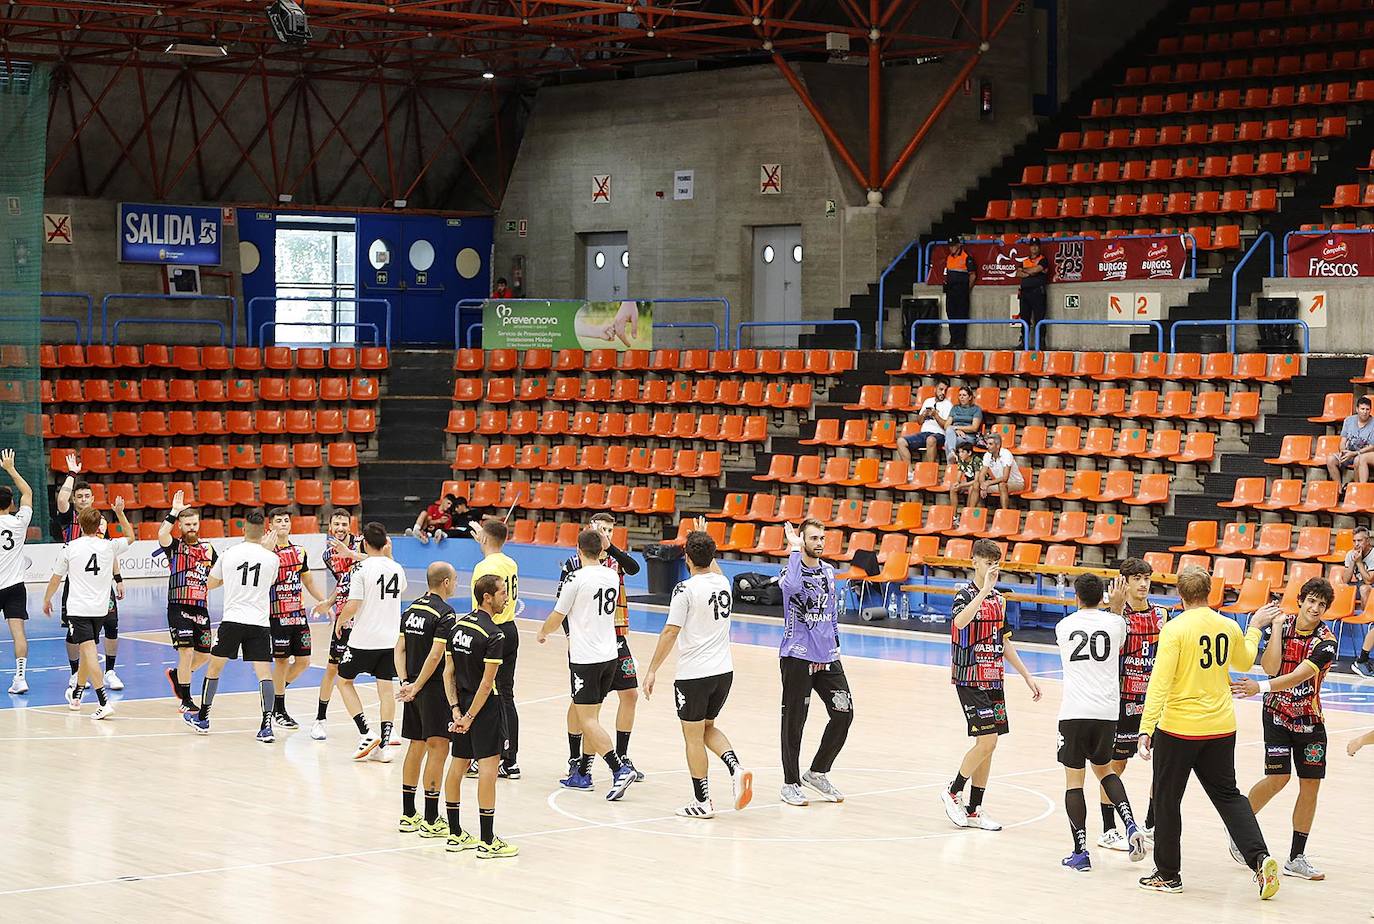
[735,320,863,352]
[112,318,226,346]
[258,321,381,346]
[100,293,238,347]
[246,296,391,349]
[1229,231,1275,353]
[40,317,83,342]
[465,323,483,348]
[1282,227,1374,276]
[626,297,732,348]
[877,238,923,350]
[655,322,722,350]
[921,232,1198,282]
[1169,319,1310,353]
[0,291,94,344]
[910,317,1031,349]
[455,298,486,347]
[1034,318,1164,352]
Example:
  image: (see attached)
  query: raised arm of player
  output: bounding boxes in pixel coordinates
[1258,608,1286,678]
[606,543,640,576]
[110,495,134,541]
[0,450,32,508]
[55,452,79,514]
[158,491,187,549]
[642,624,682,701]
[1228,612,1267,673]
[1002,636,1042,701]
[953,564,998,630]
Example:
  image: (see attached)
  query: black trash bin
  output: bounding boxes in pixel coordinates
[902,296,942,349]
[1257,296,1299,351]
[641,543,685,596]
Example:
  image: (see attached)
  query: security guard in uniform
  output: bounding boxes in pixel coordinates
[1016,239,1050,349]
[943,236,976,349]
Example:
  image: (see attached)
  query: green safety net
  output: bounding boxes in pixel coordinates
[0,61,51,531]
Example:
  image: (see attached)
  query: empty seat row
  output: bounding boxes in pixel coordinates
[67,478,360,510]
[42,376,379,405]
[977,189,1280,223]
[1051,118,1347,152]
[1126,55,1373,87]
[1089,86,1362,119]
[46,408,376,439]
[1159,23,1374,55]
[1015,152,1312,187]
[1220,477,1374,515]
[49,442,358,475]
[888,349,1297,383]
[453,376,812,409]
[451,480,674,516]
[848,383,1259,423]
[1173,520,1363,560]
[507,518,629,549]
[453,443,723,478]
[514,481,687,512]
[1323,184,1374,209]
[445,409,766,443]
[41,344,388,372]
[454,347,854,377]
[1184,1,1368,25]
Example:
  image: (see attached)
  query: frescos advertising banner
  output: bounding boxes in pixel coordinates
[1287,233,1374,278]
[481,299,655,350]
[925,236,1189,286]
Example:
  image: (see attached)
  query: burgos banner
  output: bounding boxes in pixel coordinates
[482,299,655,350]
[118,202,222,265]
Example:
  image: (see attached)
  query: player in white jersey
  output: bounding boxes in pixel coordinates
[537,528,637,801]
[1054,573,1145,872]
[0,450,34,694]
[643,529,753,818]
[186,511,283,742]
[337,522,409,761]
[42,498,134,719]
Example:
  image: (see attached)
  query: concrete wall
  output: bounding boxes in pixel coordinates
[1260,277,1373,354]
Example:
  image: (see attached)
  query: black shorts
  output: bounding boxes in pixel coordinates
[612,634,638,691]
[212,622,272,662]
[570,658,619,705]
[337,646,397,682]
[328,625,352,665]
[674,672,733,722]
[451,696,504,760]
[403,683,452,742]
[1058,718,1117,770]
[66,616,105,645]
[1263,711,1327,780]
[270,620,312,659]
[1112,700,1145,760]
[168,604,212,653]
[0,582,27,621]
[956,685,1009,737]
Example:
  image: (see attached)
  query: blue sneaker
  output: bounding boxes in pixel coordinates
[1062,851,1092,873]
[560,770,593,791]
[622,757,645,782]
[606,764,637,802]
[256,722,275,744]
[1124,821,1147,863]
[183,712,210,735]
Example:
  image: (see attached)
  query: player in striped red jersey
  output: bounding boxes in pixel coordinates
[310,511,363,740]
[157,491,217,713]
[1098,558,1169,851]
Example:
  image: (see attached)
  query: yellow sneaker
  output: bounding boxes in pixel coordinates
[477,836,520,859]
[445,830,480,853]
[1256,855,1280,901]
[397,813,422,834]
[418,818,450,839]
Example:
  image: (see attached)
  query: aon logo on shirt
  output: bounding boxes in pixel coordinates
[453,629,474,652]
[404,613,428,631]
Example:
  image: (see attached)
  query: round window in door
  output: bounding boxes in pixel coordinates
[762,245,775,264]
[792,244,803,263]
[368,239,392,270]
[409,240,435,272]
[594,251,606,269]
[455,247,482,279]
[620,250,629,268]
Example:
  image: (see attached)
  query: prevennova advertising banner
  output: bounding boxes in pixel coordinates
[925,236,1189,286]
[482,299,655,350]
[1287,233,1374,278]
[118,202,223,265]
[20,535,327,584]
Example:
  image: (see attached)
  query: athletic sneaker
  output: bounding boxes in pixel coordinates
[398,813,422,834]
[445,830,479,852]
[91,702,116,720]
[177,701,197,715]
[273,710,299,729]
[8,675,27,695]
[104,669,123,691]
[623,757,645,782]
[1143,826,1154,847]
[256,723,275,744]
[370,742,394,762]
[1255,854,1280,900]
[780,783,809,806]
[940,789,970,828]
[418,818,450,839]
[163,667,178,697]
[477,836,519,859]
[605,764,637,801]
[801,771,844,803]
[1283,855,1324,880]
[183,712,210,734]
[310,720,328,741]
[676,800,714,818]
[731,768,754,811]
[68,689,83,712]
[1098,829,1128,851]
[1125,821,1147,863]
[1353,659,1374,678]
[498,762,521,780]
[1062,851,1092,873]
[466,760,479,778]
[67,673,79,696]
[965,811,1002,831]
[1139,870,1183,893]
[1228,838,1246,866]
[559,769,593,791]
[353,733,380,760]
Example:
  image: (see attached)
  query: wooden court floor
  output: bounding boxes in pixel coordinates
[3,611,1372,922]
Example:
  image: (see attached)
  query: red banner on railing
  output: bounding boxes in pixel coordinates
[925,236,1190,286]
[1287,233,1374,278]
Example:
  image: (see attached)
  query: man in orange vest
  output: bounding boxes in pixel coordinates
[1016,239,1050,349]
[943,237,977,349]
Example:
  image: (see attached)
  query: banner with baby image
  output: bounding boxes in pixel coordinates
[481,299,654,350]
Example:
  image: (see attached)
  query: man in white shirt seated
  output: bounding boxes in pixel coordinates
[897,381,952,466]
[975,433,1025,509]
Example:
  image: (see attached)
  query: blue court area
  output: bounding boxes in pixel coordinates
[8,562,1374,718]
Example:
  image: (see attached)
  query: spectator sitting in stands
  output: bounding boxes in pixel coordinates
[1327,395,1374,485]
[406,493,457,544]
[897,381,951,466]
[948,442,983,511]
[447,497,487,540]
[974,432,1025,510]
[945,386,985,459]
[1347,528,1374,677]
[492,277,514,299]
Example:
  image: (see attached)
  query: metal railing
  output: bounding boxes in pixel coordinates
[909,317,1031,349]
[629,296,732,348]
[0,291,94,344]
[40,317,83,342]
[246,296,391,348]
[112,318,226,346]
[1169,319,1310,353]
[655,322,722,350]
[735,320,863,352]
[877,238,924,350]
[1034,318,1165,351]
[257,320,381,346]
[1282,227,1374,276]
[99,293,238,346]
[464,322,483,348]
[1229,230,1275,353]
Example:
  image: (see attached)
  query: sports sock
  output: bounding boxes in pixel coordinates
[1291,830,1308,860]
[200,677,219,719]
[1145,798,1155,829]
[424,790,440,824]
[1101,803,1117,832]
[967,786,986,814]
[692,777,709,803]
[602,751,623,773]
[479,808,495,844]
[402,785,417,816]
[720,750,741,774]
[578,752,594,775]
[317,700,329,721]
[105,653,117,672]
[380,720,394,745]
[568,732,583,762]
[353,712,370,735]
[274,694,286,714]
[69,658,79,675]
[15,657,25,677]
[616,730,631,757]
[1360,648,1371,663]
[446,801,461,835]
[1099,773,1136,829]
[950,773,969,796]
[95,686,108,706]
[1066,787,1088,853]
[259,680,274,718]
